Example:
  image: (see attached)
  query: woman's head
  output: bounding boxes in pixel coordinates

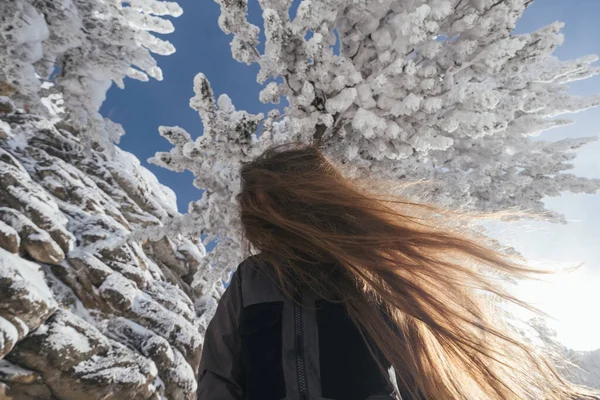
[237,143,597,400]
[238,144,368,286]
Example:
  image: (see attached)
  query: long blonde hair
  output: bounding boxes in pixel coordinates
[237,143,597,400]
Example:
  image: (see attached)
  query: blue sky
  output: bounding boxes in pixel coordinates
[100,0,272,211]
[101,1,600,349]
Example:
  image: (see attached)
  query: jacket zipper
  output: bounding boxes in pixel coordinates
[294,302,308,400]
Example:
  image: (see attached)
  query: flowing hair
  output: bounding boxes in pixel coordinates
[237,143,597,400]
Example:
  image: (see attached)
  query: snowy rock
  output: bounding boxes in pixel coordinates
[0,112,205,398]
[150,235,188,277]
[0,82,17,97]
[0,248,58,358]
[0,207,65,265]
[0,0,206,397]
[0,120,11,139]
[7,310,159,400]
[0,360,52,399]
[0,97,16,115]
[50,259,113,314]
[108,318,198,400]
[0,220,19,253]
[107,163,171,222]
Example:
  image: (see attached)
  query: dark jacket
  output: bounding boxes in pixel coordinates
[197,258,396,400]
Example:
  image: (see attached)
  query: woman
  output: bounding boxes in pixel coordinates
[197,144,597,400]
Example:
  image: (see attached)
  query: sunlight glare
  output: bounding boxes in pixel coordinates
[511,267,600,351]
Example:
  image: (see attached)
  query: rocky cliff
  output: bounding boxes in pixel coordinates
[0,91,206,400]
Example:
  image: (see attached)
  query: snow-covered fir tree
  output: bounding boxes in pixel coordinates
[0,0,181,150]
[1,0,600,398]
[151,0,600,299]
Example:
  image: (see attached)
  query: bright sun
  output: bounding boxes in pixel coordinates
[510,267,600,352]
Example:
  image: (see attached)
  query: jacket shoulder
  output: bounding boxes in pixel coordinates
[237,255,285,307]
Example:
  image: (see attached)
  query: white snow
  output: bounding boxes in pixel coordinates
[141,335,175,364]
[178,241,206,262]
[40,93,66,122]
[169,348,198,392]
[325,88,357,114]
[76,364,153,385]
[0,248,57,309]
[112,148,178,215]
[47,323,92,353]
[0,120,11,137]
[0,220,17,237]
[99,273,138,305]
[12,316,29,338]
[352,108,387,139]
[259,82,280,104]
[0,359,35,378]
[0,316,19,348]
[130,291,202,350]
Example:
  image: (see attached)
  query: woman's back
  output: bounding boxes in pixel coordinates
[197,257,394,400]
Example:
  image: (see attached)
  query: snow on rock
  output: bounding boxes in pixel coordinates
[0,359,39,382]
[0,207,66,265]
[0,359,52,399]
[0,220,19,253]
[108,148,179,221]
[0,120,11,140]
[107,317,198,400]
[0,248,57,359]
[0,97,16,115]
[8,310,159,399]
